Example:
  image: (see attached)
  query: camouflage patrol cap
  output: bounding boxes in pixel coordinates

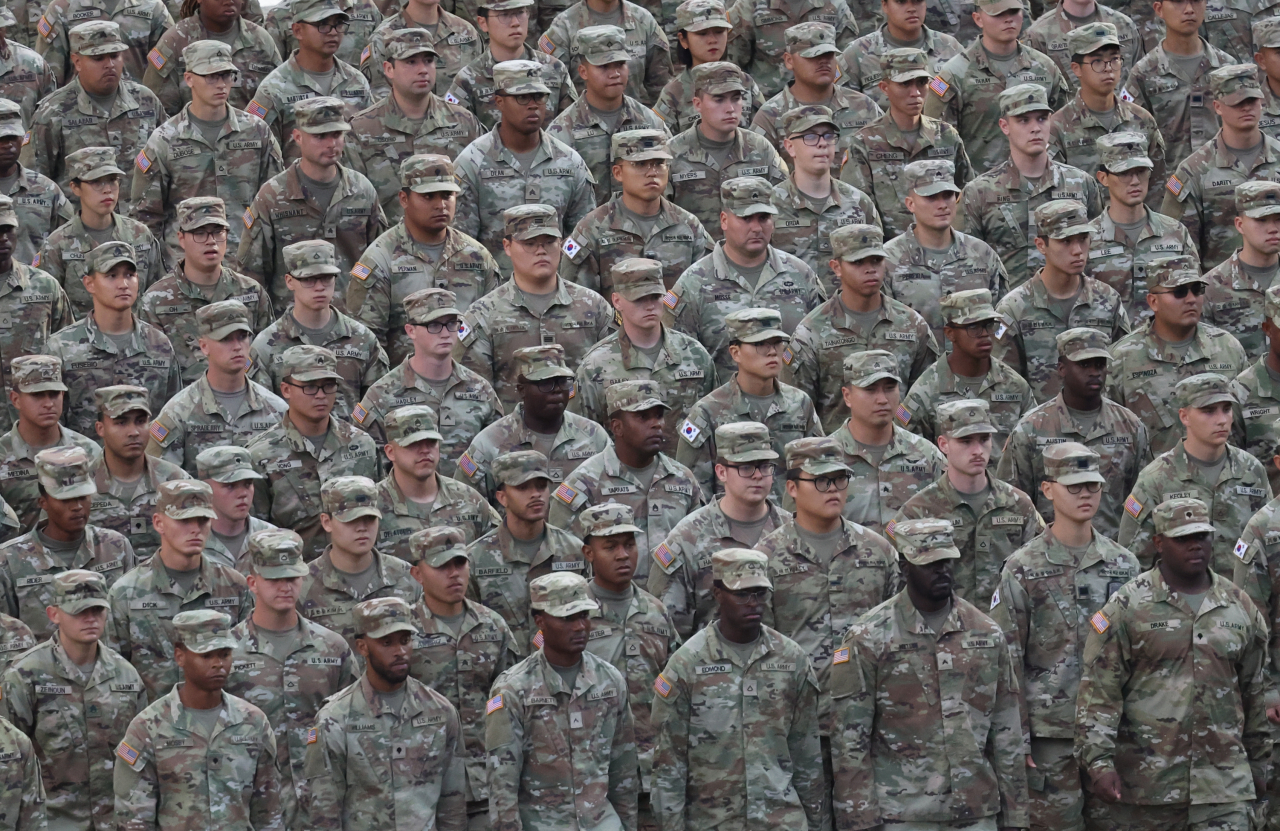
[612,129,673,162]
[353,597,418,638]
[491,449,552,486]
[1056,326,1111,362]
[385,28,438,61]
[70,21,127,55]
[290,0,349,24]
[1034,199,1092,239]
[611,257,665,300]
[530,572,599,616]
[400,153,461,193]
[0,100,22,140]
[1152,497,1215,537]
[843,349,901,387]
[503,203,560,240]
[281,344,343,382]
[94,384,150,419]
[940,288,1000,325]
[1146,254,1204,291]
[0,195,15,230]
[1210,63,1263,104]
[183,40,237,75]
[284,239,340,278]
[974,0,1022,14]
[580,502,643,538]
[195,445,263,483]
[721,176,777,216]
[1174,372,1237,409]
[66,147,126,182]
[691,61,748,95]
[293,96,351,133]
[1096,131,1153,172]
[35,446,96,500]
[513,344,574,381]
[786,21,840,57]
[1255,16,1280,48]
[1267,284,1280,326]
[904,159,961,196]
[999,83,1051,117]
[605,379,669,414]
[781,104,837,137]
[384,404,443,445]
[716,421,778,463]
[784,436,850,476]
[196,299,253,341]
[1042,441,1105,485]
[321,475,382,522]
[176,196,230,231]
[1067,21,1119,56]
[725,307,789,343]
[404,288,461,324]
[830,223,886,261]
[675,0,729,31]
[156,479,218,520]
[408,526,470,567]
[53,570,110,614]
[1236,180,1280,218]
[88,241,137,275]
[479,0,534,10]
[712,548,772,590]
[937,398,997,438]
[0,5,15,25]
[11,355,66,394]
[493,59,551,95]
[246,528,308,579]
[172,610,235,652]
[890,517,961,565]
[879,47,931,82]
[577,25,629,65]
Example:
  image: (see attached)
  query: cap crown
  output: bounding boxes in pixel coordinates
[247,529,306,571]
[157,479,215,516]
[691,61,746,94]
[529,572,591,610]
[321,475,379,515]
[513,344,570,379]
[35,446,92,493]
[1033,199,1089,236]
[830,223,884,259]
[172,610,233,647]
[385,27,437,59]
[1055,326,1111,359]
[605,378,665,413]
[1096,131,1151,170]
[281,344,338,379]
[88,241,136,275]
[1066,21,1119,54]
[183,40,234,73]
[785,21,836,51]
[720,176,775,213]
[781,104,836,136]
[1147,254,1202,289]
[399,153,454,189]
[716,421,772,458]
[936,398,994,435]
[491,449,551,486]
[892,517,956,559]
[70,20,125,54]
[842,349,900,386]
[65,147,121,181]
[675,0,729,30]
[903,158,957,193]
[12,355,62,391]
[784,436,844,470]
[577,24,628,61]
[711,548,769,584]
[53,569,107,607]
[939,288,997,324]
[503,203,559,239]
[1210,63,1262,99]
[196,445,256,480]
[1152,497,1212,535]
[409,526,467,564]
[1266,284,1280,321]
[580,502,638,537]
[612,129,670,161]
[611,258,664,290]
[1236,180,1280,213]
[403,287,459,323]
[353,597,415,635]
[493,59,546,93]
[998,82,1049,115]
[95,384,148,418]
[725,307,784,341]
[1043,441,1101,479]
[1173,372,1234,409]
[879,46,929,75]
[176,196,228,231]
[196,299,251,338]
[284,239,338,277]
[384,404,440,444]
[1256,16,1280,47]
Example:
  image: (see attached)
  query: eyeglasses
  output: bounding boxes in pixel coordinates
[200,70,239,86]
[507,92,548,106]
[1155,283,1206,298]
[747,339,786,354]
[514,237,558,251]
[957,320,996,334]
[533,377,574,393]
[186,227,228,243]
[799,131,837,146]
[725,462,777,478]
[422,317,461,334]
[293,274,335,287]
[1085,57,1122,72]
[1063,481,1104,495]
[490,8,528,20]
[311,19,350,33]
[284,380,339,396]
[626,159,668,172]
[725,587,770,601]
[795,473,851,492]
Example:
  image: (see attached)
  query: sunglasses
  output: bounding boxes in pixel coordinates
[1155,283,1206,299]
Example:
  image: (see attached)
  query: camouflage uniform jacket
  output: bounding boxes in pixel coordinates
[651,67,767,135]
[770,176,882,286]
[830,421,946,535]
[664,124,789,243]
[0,423,101,531]
[88,454,190,562]
[1201,0,1262,70]
[1074,568,1272,805]
[782,290,937,433]
[1202,249,1279,355]
[0,262,74,435]
[145,373,288,476]
[454,276,614,410]
[112,687,282,831]
[1121,40,1233,172]
[5,166,71,268]
[1263,81,1280,143]
[995,393,1151,539]
[444,45,577,132]
[263,0,380,69]
[43,313,181,439]
[1230,495,1280,694]
[347,224,501,366]
[486,648,639,831]
[1026,3,1143,93]
[130,103,284,261]
[724,0,859,97]
[236,161,389,313]
[751,83,883,179]
[0,716,43,831]
[829,590,1029,828]
[1231,359,1280,495]
[676,374,823,502]
[1119,440,1272,570]
[34,0,171,86]
[1084,206,1198,327]
[650,621,825,831]
[464,520,586,653]
[836,24,962,110]
[206,516,278,571]
[1048,92,1166,194]
[453,404,609,503]
[547,94,670,206]
[0,615,35,679]
[140,15,281,115]
[105,554,253,699]
[37,213,164,320]
[1,632,147,831]
[539,0,670,106]
[1105,319,1248,455]
[248,415,380,560]
[246,52,373,165]
[361,8,481,101]
[296,547,424,656]
[569,325,717,454]
[665,243,826,384]
[452,127,597,274]
[373,472,499,561]
[0,41,56,126]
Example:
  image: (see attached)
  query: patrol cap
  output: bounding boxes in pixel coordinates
[0,195,15,230]
[176,196,230,231]
[35,446,96,500]
[781,104,837,137]
[404,288,461,324]
[70,21,128,55]
[1152,497,1215,537]
[1067,21,1119,56]
[1146,254,1204,291]
[172,610,235,652]
[785,436,851,476]
[11,355,66,394]
[530,572,599,616]
[87,241,137,275]
[400,153,461,193]
[0,5,15,25]
[879,47,931,82]
[691,61,747,95]
[1034,199,1092,239]
[999,83,1051,117]
[712,548,772,590]
[1096,131,1153,172]
[183,40,237,75]
[385,27,438,61]
[503,203,560,240]
[904,159,961,196]
[890,517,961,565]
[577,25,629,65]
[95,384,150,419]
[384,404,443,445]
[293,96,350,133]
[785,21,840,57]
[611,257,665,300]
[974,0,1022,14]
[941,288,1000,326]
[246,528,309,579]
[937,398,998,438]
[720,176,777,216]
[479,0,533,11]
[53,570,110,614]
[612,129,672,162]
[290,0,349,24]
[843,349,901,387]
[1236,180,1280,218]
[725,307,789,343]
[830,223,885,261]
[493,59,551,95]
[195,445,263,483]
[1174,372,1237,409]
[513,344,574,381]
[196,299,253,340]
[1056,327,1111,362]
[409,526,470,567]
[281,344,343,382]
[321,475,382,521]
[156,479,218,520]
[605,379,669,414]
[66,147,126,182]
[580,502,644,538]
[353,597,418,638]
[716,421,778,463]
[1210,63,1264,105]
[1042,441,1105,485]
[1255,16,1280,49]
[491,449,552,487]
[676,0,730,31]
[0,100,22,140]
[1267,283,1280,327]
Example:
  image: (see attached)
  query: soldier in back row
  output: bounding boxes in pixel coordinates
[0,100,70,268]
[1202,181,1280,357]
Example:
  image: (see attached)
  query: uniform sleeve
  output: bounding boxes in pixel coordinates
[609,695,640,831]
[18,112,53,179]
[128,133,171,248]
[142,40,180,116]
[302,711,345,831]
[113,718,158,830]
[642,28,672,107]
[236,192,274,289]
[34,7,69,86]
[990,637,1030,828]
[1074,597,1128,780]
[453,154,482,241]
[723,0,754,70]
[1159,160,1200,255]
[790,664,829,831]
[1239,603,1274,787]
[1,665,34,736]
[649,662,688,831]
[16,733,44,831]
[842,142,874,204]
[675,405,715,503]
[1116,484,1157,569]
[438,710,468,831]
[566,158,598,234]
[781,320,820,411]
[454,311,493,386]
[485,684,526,831]
[898,378,935,443]
[251,726,284,831]
[994,423,1033,498]
[989,567,1032,690]
[908,321,938,388]
[922,65,959,126]
[830,630,876,831]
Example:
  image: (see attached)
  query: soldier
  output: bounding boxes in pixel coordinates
[89,385,190,562]
[956,84,1103,290]
[0,101,70,268]
[1257,17,1280,143]
[1,569,147,831]
[723,0,857,98]
[0,611,33,678]
[112,610,282,831]
[989,442,1141,831]
[145,300,289,476]
[783,222,935,432]
[1106,254,1248,455]
[650,548,824,831]
[105,480,253,699]
[360,0,480,101]
[0,711,42,831]
[262,0,379,70]
[197,446,277,570]
[43,241,181,440]
[347,155,501,365]
[836,0,963,111]
[35,0,170,86]
[1084,131,1198,326]
[454,345,609,504]
[404,526,520,830]
[20,22,165,205]
[677,308,822,502]
[548,379,704,583]
[899,289,1034,471]
[131,42,284,262]
[539,0,669,106]
[226,528,358,831]
[1203,181,1280,355]
[454,204,613,409]
[829,517,1029,831]
[0,8,55,125]
[571,257,715,453]
[1028,11,1142,95]
[452,61,597,274]
[38,146,163,321]
[1075,497,1272,831]
[1231,284,1280,493]
[664,63,790,242]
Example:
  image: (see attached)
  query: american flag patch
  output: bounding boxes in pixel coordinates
[352,404,368,424]
[833,647,850,664]
[486,694,504,714]
[654,543,675,568]
[246,100,268,119]
[148,421,168,443]
[445,91,460,104]
[1235,539,1251,561]
[306,727,318,744]
[360,44,371,64]
[562,237,580,257]
[135,151,151,172]
[679,420,700,442]
[895,404,911,426]
[928,76,949,97]
[21,132,29,146]
[116,741,139,764]
[31,252,39,268]
[782,346,793,365]
[538,33,555,53]
[554,482,577,504]
[884,520,896,539]
[243,208,254,229]
[1124,495,1143,518]
[653,673,672,697]
[148,48,165,70]
[351,262,372,281]
[532,630,544,649]
[661,290,678,310]
[1090,611,1109,634]
[36,15,50,38]
[1166,175,1183,196]
[458,453,478,477]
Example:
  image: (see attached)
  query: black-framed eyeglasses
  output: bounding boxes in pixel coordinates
[533,377,574,393]
[799,131,837,146]
[1085,57,1122,72]
[725,462,777,478]
[795,473,851,492]
[200,69,239,86]
[310,18,350,33]
[725,587,770,601]
[957,320,996,334]
[284,380,339,396]
[747,338,787,354]
[1064,481,1104,495]
[293,273,336,287]
[508,92,548,106]
[187,227,228,243]
[421,317,461,334]
[1156,282,1206,298]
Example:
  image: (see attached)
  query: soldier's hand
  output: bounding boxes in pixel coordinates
[1267,704,1280,724]
[1090,770,1122,803]
[1026,755,1037,769]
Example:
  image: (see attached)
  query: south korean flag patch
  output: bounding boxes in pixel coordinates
[679,420,700,443]
[562,237,581,258]
[1235,538,1251,561]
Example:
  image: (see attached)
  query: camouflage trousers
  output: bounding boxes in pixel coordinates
[1030,737,1083,831]
[882,818,998,829]
[1085,799,1253,831]
[467,801,489,831]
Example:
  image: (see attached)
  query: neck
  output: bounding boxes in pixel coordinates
[614,441,656,469]
[947,466,988,495]
[328,544,374,574]
[1079,84,1114,112]
[1183,435,1226,462]
[1240,243,1280,269]
[394,468,439,502]
[16,419,59,449]
[946,348,990,378]
[890,106,921,132]
[521,404,563,435]
[425,592,464,617]
[294,48,335,74]
[489,39,523,62]
[795,509,840,535]
[288,408,329,436]
[59,634,98,667]
[409,351,453,382]
[405,0,441,23]
[1060,0,1095,16]
[187,98,227,122]
[1162,31,1201,55]
[697,119,735,143]
[405,218,447,245]
[498,120,540,153]
[0,161,14,180]
[105,448,146,482]
[199,9,235,32]
[623,318,661,349]
[1060,384,1101,411]
[1049,517,1092,548]
[593,573,631,594]
[585,0,617,12]
[1152,316,1197,343]
[211,514,247,537]
[716,616,759,645]
[365,670,405,694]
[542,645,581,669]
[512,269,556,294]
[0,257,11,275]
[584,87,622,111]
[158,545,202,573]
[1157,561,1211,594]
[299,157,338,183]
[504,512,545,542]
[79,207,113,232]
[1011,146,1049,177]
[981,34,1016,56]
[912,221,953,250]
[1039,265,1082,297]
[178,682,222,711]
[845,416,892,446]
[885,20,921,42]
[392,87,430,120]
[620,190,661,216]
[1107,198,1145,225]
[789,78,831,104]
[839,285,882,312]
[291,303,332,330]
[40,521,82,544]
[1269,75,1280,99]
[182,257,221,286]
[92,307,133,335]
[735,369,776,397]
[1222,124,1261,149]
[793,168,832,199]
[204,366,247,394]
[717,492,768,522]
[723,241,767,268]
[252,603,297,632]
[1268,349,1280,375]
[907,582,949,613]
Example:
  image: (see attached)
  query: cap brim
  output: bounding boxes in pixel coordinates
[409,181,462,193]
[498,82,552,95]
[1245,205,1280,219]
[166,506,218,520]
[978,0,1023,12]
[841,246,888,262]
[205,322,253,341]
[94,255,138,273]
[616,283,666,301]
[413,306,462,323]
[521,366,574,381]
[1047,223,1093,240]
[622,148,673,161]
[425,549,471,568]
[797,44,842,58]
[59,597,109,614]
[1163,522,1216,538]
[291,263,341,278]
[192,60,238,74]
[0,124,24,139]
[905,546,962,565]
[208,469,263,483]
[948,422,998,438]
[1004,103,1053,117]
[728,204,778,217]
[185,636,237,653]
[947,310,1001,326]
[78,43,129,56]
[800,459,852,476]
[362,621,417,639]
[77,164,128,181]
[912,181,962,196]
[1186,392,1236,409]
[585,50,630,65]
[619,397,671,412]
[723,448,779,463]
[298,122,351,134]
[700,81,748,95]
[737,328,790,343]
[888,69,932,83]
[255,562,310,579]
[720,575,773,590]
[392,46,439,60]
[512,227,559,241]
[21,381,68,393]
[1104,157,1153,172]
[44,482,97,500]
[683,17,729,30]
[333,506,383,522]
[1220,89,1265,106]
[1055,470,1106,486]
[290,368,343,382]
[535,597,600,617]
[296,8,349,21]
[1063,347,1111,362]
[391,429,443,446]
[104,403,151,419]
[786,117,837,137]
[587,523,643,538]
[500,470,551,487]
[850,370,901,388]
[0,213,17,229]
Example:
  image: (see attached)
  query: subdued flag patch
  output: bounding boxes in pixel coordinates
[653,674,672,697]
[1090,611,1109,634]
[486,694,504,714]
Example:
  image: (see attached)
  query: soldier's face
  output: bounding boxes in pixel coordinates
[359,631,413,684]
[787,470,848,520]
[904,559,954,605]
[882,0,926,31]
[612,407,666,455]
[1098,167,1150,208]
[296,129,346,168]
[879,78,926,119]
[97,409,149,461]
[679,26,728,63]
[179,224,228,268]
[613,159,668,201]
[402,190,455,234]
[11,389,62,430]
[999,112,1049,156]
[478,8,529,49]
[84,264,138,312]
[248,574,301,613]
[692,90,744,136]
[721,211,773,257]
[1147,284,1204,328]
[729,337,786,380]
[712,584,767,633]
[495,477,550,523]
[786,52,836,87]
[1070,47,1121,95]
[973,7,1021,44]
[1179,401,1233,447]
[199,0,240,27]
[944,321,994,359]
[716,459,774,503]
[40,494,90,537]
[407,317,459,360]
[1039,233,1089,277]
[186,70,234,109]
[938,433,992,476]
[519,374,570,419]
[175,646,232,693]
[0,137,18,174]
[584,532,638,588]
[286,272,337,313]
[207,479,254,523]
[1042,479,1101,522]
[1058,356,1106,398]
[1154,0,1205,34]
[842,378,899,428]
[387,437,440,481]
[412,555,469,606]
[835,256,886,299]
[579,60,629,101]
[0,226,15,263]
[70,51,123,96]
[325,513,380,556]
[282,375,337,421]
[71,176,121,218]
[612,292,663,331]
[156,515,213,555]
[1237,214,1280,255]
[783,128,836,174]
[533,610,590,657]
[505,235,561,280]
[1214,95,1262,130]
[201,330,252,376]
[386,53,437,97]
[494,92,547,134]
[904,190,959,230]
[295,16,345,55]
[1256,47,1280,83]
[49,605,107,647]
[1154,531,1210,579]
